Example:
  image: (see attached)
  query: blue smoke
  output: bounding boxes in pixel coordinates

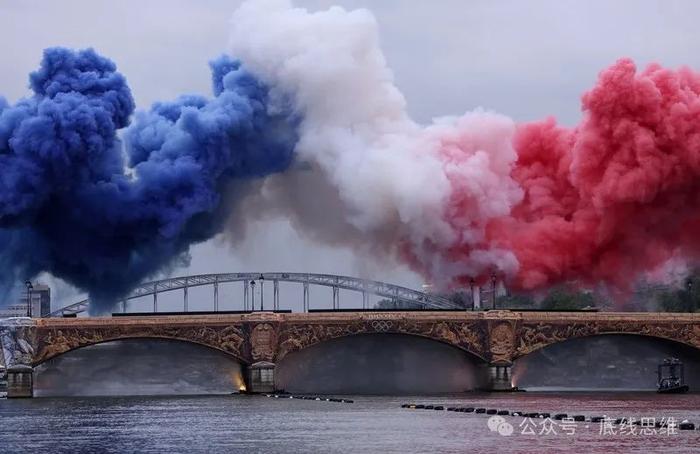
[0,48,297,311]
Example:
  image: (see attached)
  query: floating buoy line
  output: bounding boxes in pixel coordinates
[401,404,697,431]
[264,394,354,404]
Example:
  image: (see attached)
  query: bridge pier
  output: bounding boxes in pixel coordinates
[1,317,36,398]
[245,361,277,393]
[6,365,33,398]
[486,363,514,392]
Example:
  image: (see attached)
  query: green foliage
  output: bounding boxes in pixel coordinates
[497,293,536,309]
[657,274,700,313]
[374,298,423,310]
[540,286,596,310]
[448,290,471,308]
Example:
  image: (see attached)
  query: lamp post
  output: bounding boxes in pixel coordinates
[470,278,475,311]
[259,274,265,311]
[491,273,497,310]
[24,281,33,318]
[250,281,256,311]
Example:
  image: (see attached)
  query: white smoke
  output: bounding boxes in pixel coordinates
[227,0,523,287]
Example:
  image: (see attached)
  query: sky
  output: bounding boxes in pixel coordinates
[1,0,700,310]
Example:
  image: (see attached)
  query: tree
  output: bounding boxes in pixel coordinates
[373,299,423,310]
[657,274,700,312]
[447,290,471,309]
[497,293,536,309]
[540,286,596,310]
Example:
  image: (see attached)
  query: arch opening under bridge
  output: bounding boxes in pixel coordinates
[513,333,700,391]
[276,332,488,394]
[514,329,700,361]
[33,329,250,367]
[33,337,246,397]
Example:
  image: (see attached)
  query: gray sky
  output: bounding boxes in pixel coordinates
[2,0,699,310]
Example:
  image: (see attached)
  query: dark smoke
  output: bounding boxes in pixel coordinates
[0,48,297,311]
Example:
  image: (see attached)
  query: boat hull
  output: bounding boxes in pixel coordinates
[657,385,689,394]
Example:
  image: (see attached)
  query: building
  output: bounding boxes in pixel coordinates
[0,284,51,318]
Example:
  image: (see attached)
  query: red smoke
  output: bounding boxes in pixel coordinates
[482,58,700,293]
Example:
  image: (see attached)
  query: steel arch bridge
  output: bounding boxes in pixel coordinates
[47,272,460,317]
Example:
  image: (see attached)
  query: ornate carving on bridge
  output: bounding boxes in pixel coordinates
[276,323,359,361]
[24,312,700,370]
[250,323,278,361]
[429,321,488,359]
[488,321,516,364]
[515,319,700,359]
[0,318,37,367]
[275,318,488,361]
[34,323,247,365]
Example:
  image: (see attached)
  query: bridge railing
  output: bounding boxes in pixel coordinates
[47,272,461,317]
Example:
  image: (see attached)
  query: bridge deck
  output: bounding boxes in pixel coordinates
[34,310,700,327]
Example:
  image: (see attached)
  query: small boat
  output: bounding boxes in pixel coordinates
[657,358,689,394]
[658,383,689,394]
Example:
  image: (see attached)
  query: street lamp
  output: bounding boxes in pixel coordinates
[24,281,33,318]
[470,278,475,311]
[250,281,256,311]
[259,274,265,311]
[491,273,497,310]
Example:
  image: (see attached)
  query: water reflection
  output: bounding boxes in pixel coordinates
[1,393,699,454]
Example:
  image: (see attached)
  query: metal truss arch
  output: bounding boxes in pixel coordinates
[48,272,459,317]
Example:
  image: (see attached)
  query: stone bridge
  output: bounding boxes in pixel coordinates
[2,311,700,397]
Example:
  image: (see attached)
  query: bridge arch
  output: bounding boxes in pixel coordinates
[514,322,700,361]
[512,332,700,390]
[276,319,490,363]
[33,326,249,366]
[33,337,247,397]
[275,332,487,394]
[282,331,489,363]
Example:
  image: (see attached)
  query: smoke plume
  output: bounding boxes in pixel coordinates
[226,0,523,289]
[489,59,700,292]
[225,0,700,296]
[0,48,296,310]
[2,0,700,310]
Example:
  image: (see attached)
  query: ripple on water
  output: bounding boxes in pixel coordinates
[0,393,699,454]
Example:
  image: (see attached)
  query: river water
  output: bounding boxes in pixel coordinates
[1,392,699,453]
